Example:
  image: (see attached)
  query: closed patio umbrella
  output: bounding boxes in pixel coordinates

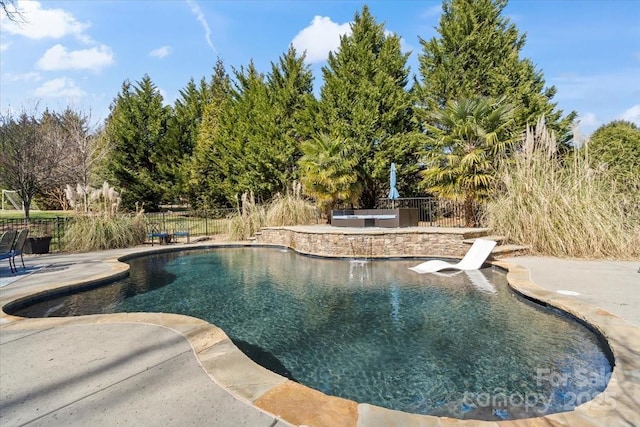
[388,162,400,208]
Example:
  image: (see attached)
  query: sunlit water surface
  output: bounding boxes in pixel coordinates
[13,248,612,420]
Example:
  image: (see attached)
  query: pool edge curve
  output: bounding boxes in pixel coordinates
[1,242,638,426]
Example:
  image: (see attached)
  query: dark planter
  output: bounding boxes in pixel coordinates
[25,236,52,254]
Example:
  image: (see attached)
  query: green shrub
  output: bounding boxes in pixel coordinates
[486,118,640,259]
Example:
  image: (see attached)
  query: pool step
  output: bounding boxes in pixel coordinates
[462,235,506,244]
[490,244,530,257]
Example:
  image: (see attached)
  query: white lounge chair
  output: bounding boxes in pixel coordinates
[409,239,497,274]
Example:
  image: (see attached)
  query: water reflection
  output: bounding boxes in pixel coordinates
[11,247,611,420]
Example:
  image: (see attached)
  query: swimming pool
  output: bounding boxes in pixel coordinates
[11,247,612,420]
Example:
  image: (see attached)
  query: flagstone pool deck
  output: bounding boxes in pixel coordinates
[1,238,639,426]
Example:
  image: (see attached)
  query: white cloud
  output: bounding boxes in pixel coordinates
[37,44,114,72]
[292,16,351,64]
[574,112,601,137]
[33,77,86,98]
[620,104,640,125]
[1,0,91,42]
[0,42,10,51]
[185,0,217,53]
[579,112,599,128]
[4,72,42,82]
[150,45,172,59]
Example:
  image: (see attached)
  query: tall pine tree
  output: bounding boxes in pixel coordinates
[416,0,575,144]
[192,50,315,208]
[317,5,421,208]
[188,59,233,209]
[267,45,316,183]
[104,75,170,210]
[221,61,276,202]
[165,77,212,202]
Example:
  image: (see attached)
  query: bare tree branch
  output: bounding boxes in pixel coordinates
[0,0,26,24]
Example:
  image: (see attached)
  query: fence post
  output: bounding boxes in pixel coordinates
[56,217,61,250]
[205,209,209,236]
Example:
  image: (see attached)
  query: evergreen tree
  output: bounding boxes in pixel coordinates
[194,50,315,208]
[188,59,233,209]
[221,61,277,202]
[416,0,575,144]
[104,75,170,211]
[267,45,316,183]
[587,120,640,193]
[317,5,421,208]
[165,77,212,202]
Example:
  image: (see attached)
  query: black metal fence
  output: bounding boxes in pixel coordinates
[0,209,235,252]
[1,199,483,252]
[377,197,484,227]
[0,217,71,252]
[144,209,235,238]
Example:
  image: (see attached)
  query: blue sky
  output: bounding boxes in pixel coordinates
[1,0,638,136]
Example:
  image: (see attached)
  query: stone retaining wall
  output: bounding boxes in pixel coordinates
[254,225,489,258]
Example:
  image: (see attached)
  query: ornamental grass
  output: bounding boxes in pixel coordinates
[486,118,640,259]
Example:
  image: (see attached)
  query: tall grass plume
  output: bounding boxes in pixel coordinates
[227,191,266,241]
[266,182,318,226]
[227,183,318,240]
[63,182,147,251]
[486,118,640,259]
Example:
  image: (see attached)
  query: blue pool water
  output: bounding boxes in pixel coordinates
[12,248,612,420]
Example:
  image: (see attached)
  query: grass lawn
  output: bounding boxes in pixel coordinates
[0,210,75,219]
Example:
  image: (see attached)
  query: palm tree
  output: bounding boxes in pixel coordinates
[298,133,362,220]
[419,97,518,226]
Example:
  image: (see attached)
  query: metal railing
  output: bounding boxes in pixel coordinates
[0,209,235,252]
[1,200,484,252]
[144,209,235,238]
[377,197,484,227]
[0,217,71,252]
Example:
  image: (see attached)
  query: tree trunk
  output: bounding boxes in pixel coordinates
[22,196,31,219]
[464,196,476,227]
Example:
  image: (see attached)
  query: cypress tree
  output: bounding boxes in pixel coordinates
[267,45,316,184]
[317,5,421,208]
[104,75,170,210]
[188,59,233,209]
[166,77,212,202]
[416,0,575,144]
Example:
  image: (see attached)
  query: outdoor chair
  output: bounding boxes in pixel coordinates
[147,223,170,246]
[0,230,18,273]
[409,239,497,274]
[10,229,29,273]
[173,229,190,243]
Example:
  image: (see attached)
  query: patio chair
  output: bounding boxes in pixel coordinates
[173,229,190,243]
[0,230,18,273]
[147,222,170,246]
[409,238,497,274]
[10,229,29,272]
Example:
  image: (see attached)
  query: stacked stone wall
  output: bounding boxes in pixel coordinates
[255,226,489,258]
